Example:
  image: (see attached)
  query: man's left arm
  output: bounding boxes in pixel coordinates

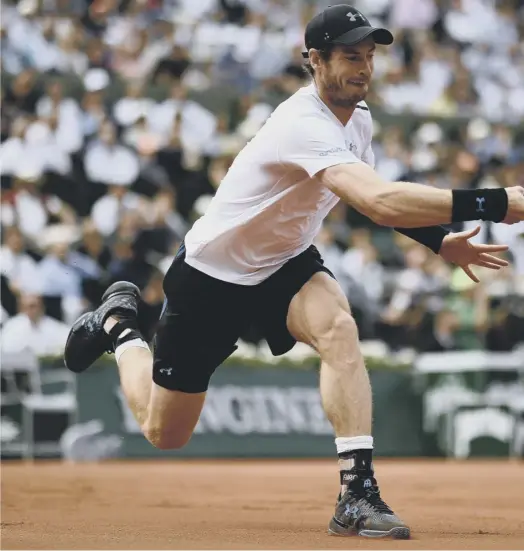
[360,140,450,255]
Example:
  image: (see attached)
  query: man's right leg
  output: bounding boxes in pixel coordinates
[64,281,209,450]
[103,316,205,449]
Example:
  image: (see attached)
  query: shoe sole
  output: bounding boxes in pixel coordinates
[328,518,410,539]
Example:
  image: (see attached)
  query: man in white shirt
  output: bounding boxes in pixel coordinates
[2,294,69,357]
[0,226,40,295]
[64,4,524,540]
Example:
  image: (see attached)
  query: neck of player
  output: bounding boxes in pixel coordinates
[315,82,356,126]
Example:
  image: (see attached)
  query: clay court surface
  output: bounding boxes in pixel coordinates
[2,459,523,550]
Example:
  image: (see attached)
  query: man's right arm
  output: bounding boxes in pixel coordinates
[318,162,523,227]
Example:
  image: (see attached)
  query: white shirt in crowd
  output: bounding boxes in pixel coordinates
[0,246,40,293]
[1,314,70,357]
[84,142,140,186]
[38,255,82,297]
[1,192,64,242]
[185,83,374,285]
[91,192,142,236]
[0,123,72,178]
[388,0,438,30]
[36,96,84,154]
[147,99,217,153]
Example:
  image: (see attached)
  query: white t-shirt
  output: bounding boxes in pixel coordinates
[184,83,375,285]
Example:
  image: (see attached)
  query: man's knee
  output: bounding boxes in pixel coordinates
[143,425,193,450]
[316,311,360,357]
[329,311,359,341]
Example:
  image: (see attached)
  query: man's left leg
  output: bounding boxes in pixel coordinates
[286,272,410,539]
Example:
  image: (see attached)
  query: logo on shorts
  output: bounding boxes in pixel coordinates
[363,478,373,489]
[159,368,173,375]
[476,197,486,213]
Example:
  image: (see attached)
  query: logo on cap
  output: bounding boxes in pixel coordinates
[346,11,365,22]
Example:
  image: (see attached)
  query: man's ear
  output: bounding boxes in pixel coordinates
[309,49,321,71]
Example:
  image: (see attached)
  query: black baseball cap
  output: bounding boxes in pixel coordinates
[302,4,393,58]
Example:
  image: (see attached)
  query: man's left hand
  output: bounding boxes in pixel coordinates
[439,225,509,283]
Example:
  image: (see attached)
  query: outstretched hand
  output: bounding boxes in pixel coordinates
[439,225,509,283]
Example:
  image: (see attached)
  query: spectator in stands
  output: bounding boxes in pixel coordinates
[90,181,142,237]
[1,163,76,244]
[378,244,450,350]
[79,84,108,139]
[113,81,155,129]
[152,44,191,85]
[3,70,42,117]
[1,293,69,357]
[0,226,40,297]
[435,269,490,351]
[37,228,83,302]
[36,80,84,156]
[84,118,140,203]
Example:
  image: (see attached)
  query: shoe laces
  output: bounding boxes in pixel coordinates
[359,476,393,515]
[344,473,393,515]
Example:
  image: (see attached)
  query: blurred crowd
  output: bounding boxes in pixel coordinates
[1,0,523,360]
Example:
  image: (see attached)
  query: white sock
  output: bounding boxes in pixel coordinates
[115,338,149,362]
[336,435,373,455]
[336,435,373,471]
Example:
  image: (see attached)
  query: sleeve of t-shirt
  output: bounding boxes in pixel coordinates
[277,113,362,178]
[361,142,375,168]
[360,106,375,168]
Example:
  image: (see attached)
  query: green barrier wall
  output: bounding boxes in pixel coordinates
[3,353,522,460]
[74,362,425,458]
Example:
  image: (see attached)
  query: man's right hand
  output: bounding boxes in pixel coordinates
[504,186,524,225]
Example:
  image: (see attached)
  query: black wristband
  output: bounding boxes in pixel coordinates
[452,189,508,223]
[394,226,449,254]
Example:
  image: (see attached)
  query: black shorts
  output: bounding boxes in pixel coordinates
[152,243,334,393]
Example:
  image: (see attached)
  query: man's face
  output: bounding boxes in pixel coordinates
[21,295,43,323]
[48,82,63,102]
[6,227,24,253]
[313,37,375,108]
[51,242,70,262]
[14,71,35,95]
